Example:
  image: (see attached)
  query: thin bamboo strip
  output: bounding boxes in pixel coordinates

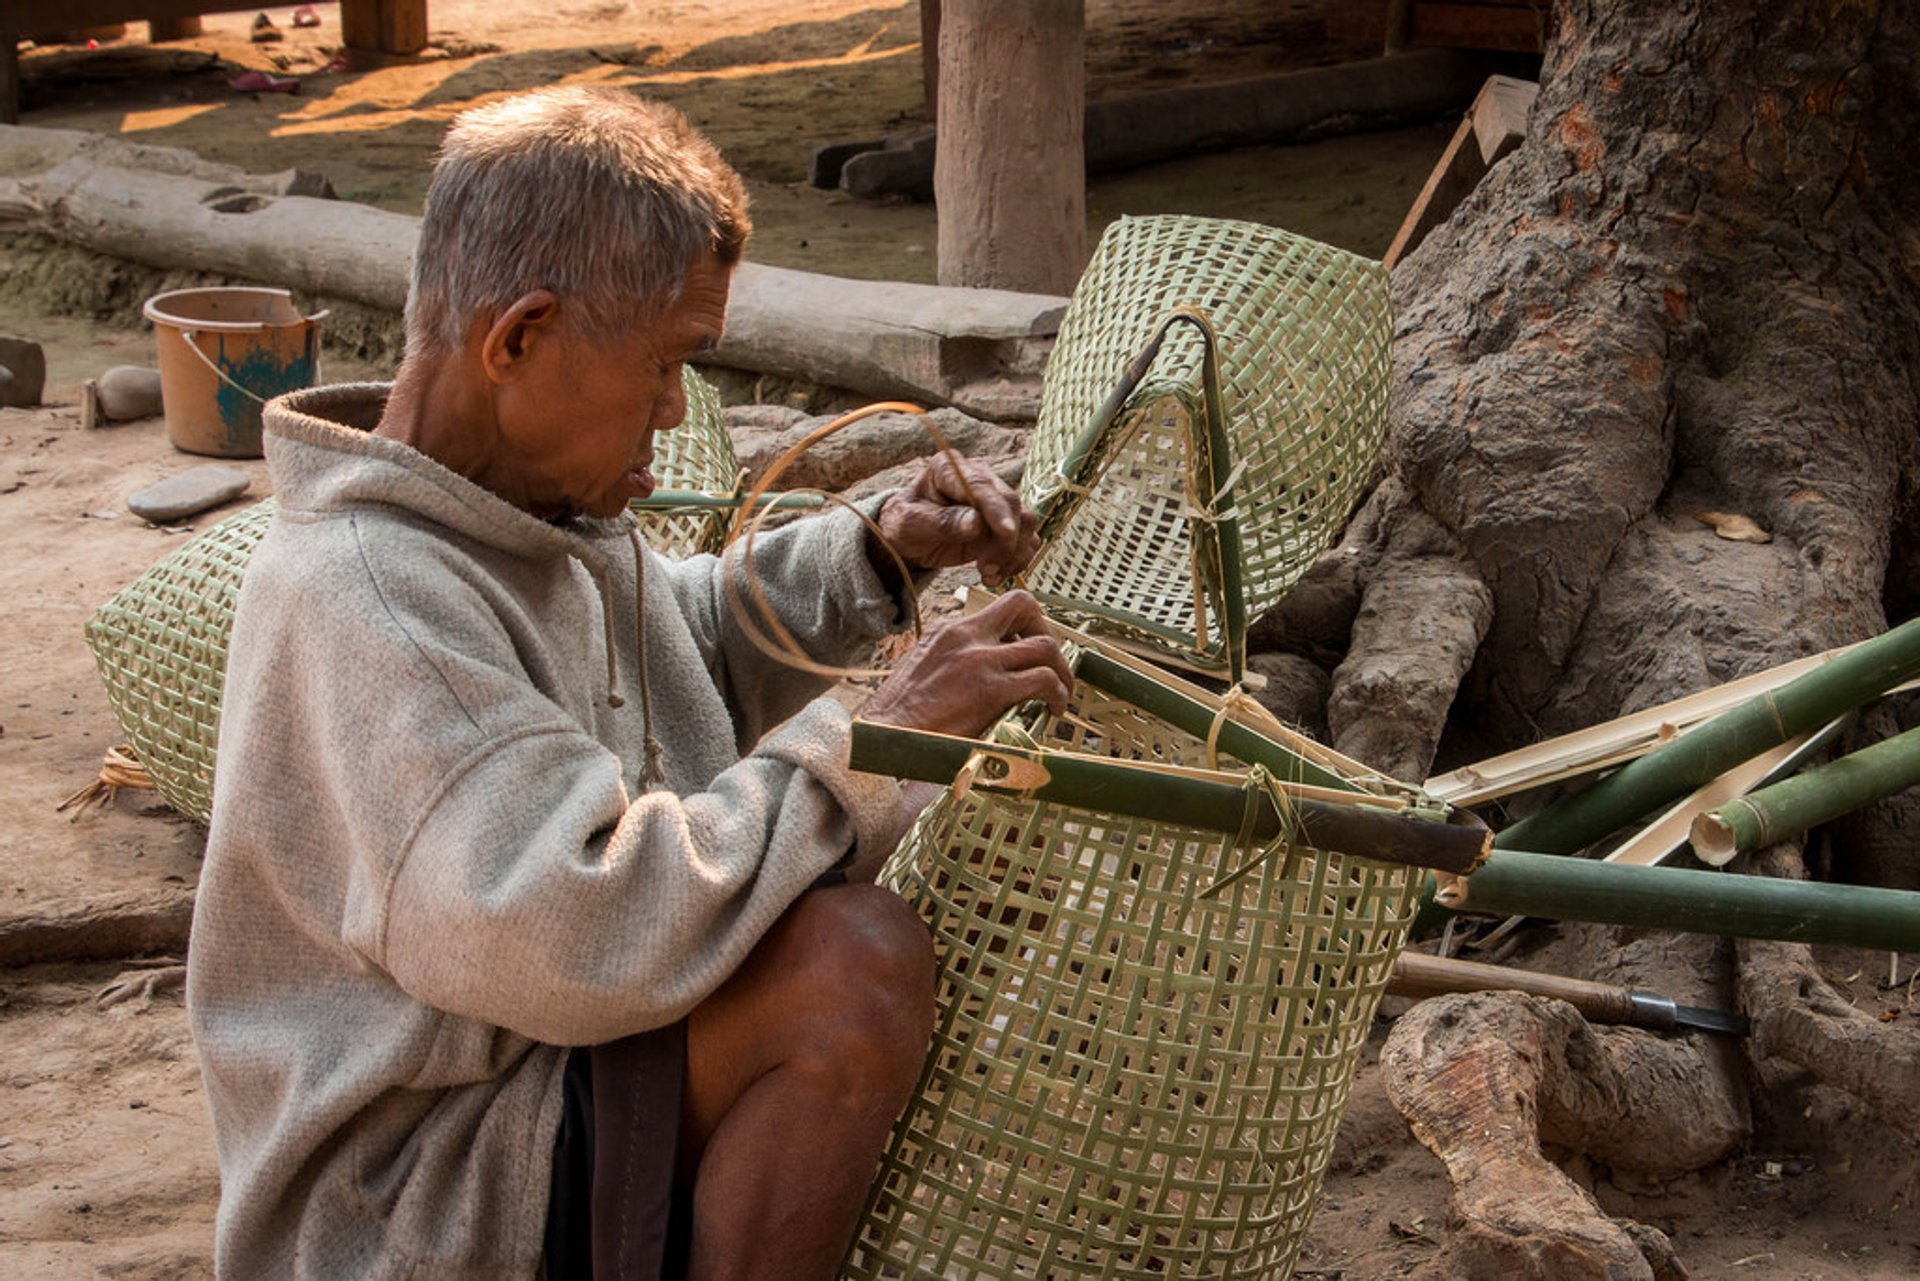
[1495,618,1920,856]
[1691,724,1920,864]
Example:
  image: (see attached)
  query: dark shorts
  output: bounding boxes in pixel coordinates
[544,1021,693,1281]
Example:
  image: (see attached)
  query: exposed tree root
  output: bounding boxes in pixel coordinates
[1382,991,1741,1279]
[1736,845,1920,1143]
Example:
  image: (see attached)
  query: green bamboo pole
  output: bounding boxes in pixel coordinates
[1496,617,1920,855]
[1433,849,1920,952]
[850,721,1488,873]
[1691,724,1920,863]
[1075,650,1354,793]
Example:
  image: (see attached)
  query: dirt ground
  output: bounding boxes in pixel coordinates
[3,2,1918,1277]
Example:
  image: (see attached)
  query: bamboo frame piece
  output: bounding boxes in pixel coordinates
[849,720,1485,874]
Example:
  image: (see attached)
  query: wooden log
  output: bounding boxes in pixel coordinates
[934,0,1085,294]
[0,887,194,967]
[0,144,1068,417]
[828,49,1501,202]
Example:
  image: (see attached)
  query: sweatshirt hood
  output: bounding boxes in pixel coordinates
[263,382,632,567]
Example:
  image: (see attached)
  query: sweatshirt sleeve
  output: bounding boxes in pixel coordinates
[663,500,909,746]
[370,697,908,1046]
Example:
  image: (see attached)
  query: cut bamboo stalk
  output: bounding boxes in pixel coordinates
[1604,719,1845,867]
[849,720,1488,873]
[1433,849,1920,952]
[1691,724,1920,865]
[1495,618,1920,855]
[1424,643,1862,804]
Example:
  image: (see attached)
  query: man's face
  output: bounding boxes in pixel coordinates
[504,255,731,520]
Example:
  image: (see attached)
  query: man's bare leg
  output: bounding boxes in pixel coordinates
[679,882,935,1280]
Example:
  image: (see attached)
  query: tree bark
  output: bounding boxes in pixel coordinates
[934,0,1086,293]
[1332,0,1920,1271]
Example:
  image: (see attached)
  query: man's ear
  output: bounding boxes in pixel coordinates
[478,290,561,383]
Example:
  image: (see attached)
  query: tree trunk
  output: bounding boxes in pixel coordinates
[934,0,1086,293]
[1325,0,1920,1270]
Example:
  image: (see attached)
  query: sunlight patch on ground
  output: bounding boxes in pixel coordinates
[120,104,222,133]
[617,41,916,87]
[260,42,917,138]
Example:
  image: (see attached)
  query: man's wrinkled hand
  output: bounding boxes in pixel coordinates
[874,454,1041,587]
[861,590,1072,739]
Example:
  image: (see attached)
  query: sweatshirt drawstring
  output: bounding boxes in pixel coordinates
[627,526,669,792]
[589,527,668,794]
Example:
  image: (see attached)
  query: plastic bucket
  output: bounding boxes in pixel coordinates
[143,287,327,458]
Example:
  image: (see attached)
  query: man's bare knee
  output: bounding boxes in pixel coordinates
[785,886,935,1092]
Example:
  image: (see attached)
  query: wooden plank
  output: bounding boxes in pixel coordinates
[1384,74,1535,270]
[1410,1,1547,54]
[1383,110,1483,270]
[1470,73,1537,163]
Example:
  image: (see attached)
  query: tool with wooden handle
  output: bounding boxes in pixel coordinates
[1389,951,1751,1036]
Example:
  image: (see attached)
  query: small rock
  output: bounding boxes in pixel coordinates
[96,366,165,421]
[0,338,46,408]
[127,465,251,524]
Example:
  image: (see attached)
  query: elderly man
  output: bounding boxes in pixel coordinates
[187,87,1071,1279]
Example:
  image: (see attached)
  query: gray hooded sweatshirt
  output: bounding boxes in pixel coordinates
[187,383,914,1277]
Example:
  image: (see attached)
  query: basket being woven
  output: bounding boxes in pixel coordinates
[1022,215,1391,675]
[83,368,739,822]
[846,654,1425,1280]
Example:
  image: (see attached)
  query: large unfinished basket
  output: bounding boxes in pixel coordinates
[846,217,1414,1277]
[1021,215,1391,676]
[83,368,738,822]
[846,641,1432,1279]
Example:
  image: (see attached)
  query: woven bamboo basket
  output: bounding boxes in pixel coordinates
[845,649,1428,1280]
[1021,215,1391,676]
[846,217,1412,1277]
[83,369,738,822]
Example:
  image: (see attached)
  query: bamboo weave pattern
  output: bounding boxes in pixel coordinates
[82,369,738,822]
[1023,215,1390,669]
[847,680,1422,1280]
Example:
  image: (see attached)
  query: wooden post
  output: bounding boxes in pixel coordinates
[341,0,428,55]
[934,0,1085,295]
[919,0,939,117]
[148,17,206,41]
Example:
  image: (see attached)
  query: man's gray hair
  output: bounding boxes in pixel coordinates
[405,87,751,357]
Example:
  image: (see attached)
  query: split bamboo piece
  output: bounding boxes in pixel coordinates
[1495,618,1920,856]
[1424,643,1865,804]
[1691,724,1920,864]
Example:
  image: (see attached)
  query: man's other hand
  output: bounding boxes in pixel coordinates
[873,454,1041,587]
[861,590,1072,739]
